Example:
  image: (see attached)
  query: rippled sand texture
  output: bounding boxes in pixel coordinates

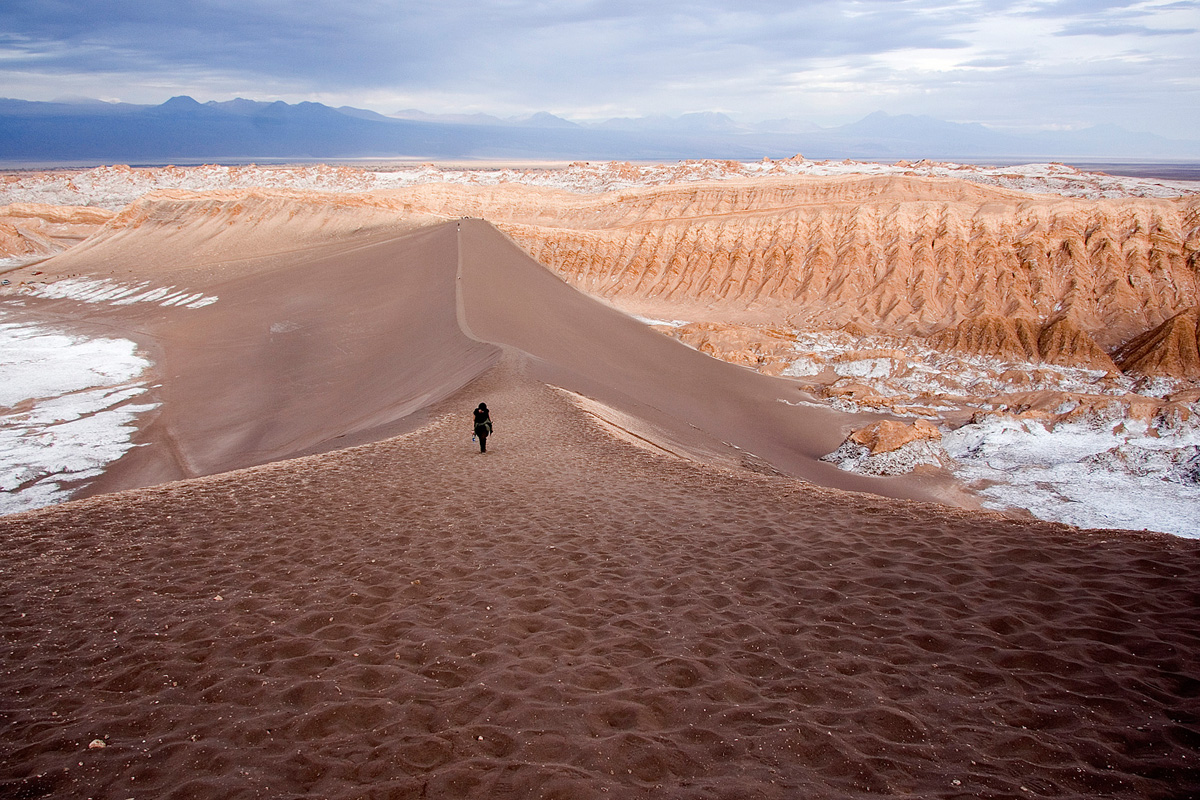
[2,354,1198,799]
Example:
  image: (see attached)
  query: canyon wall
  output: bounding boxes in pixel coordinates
[479,176,1199,349]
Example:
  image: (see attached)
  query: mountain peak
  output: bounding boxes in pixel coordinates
[518,112,579,128]
[161,95,202,108]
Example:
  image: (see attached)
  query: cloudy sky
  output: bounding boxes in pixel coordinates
[2,1,1197,137]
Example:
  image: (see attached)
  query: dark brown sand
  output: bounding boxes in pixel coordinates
[1,213,1198,798]
[2,351,1198,799]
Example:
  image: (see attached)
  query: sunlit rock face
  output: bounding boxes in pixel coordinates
[821,420,952,478]
[500,176,1199,351]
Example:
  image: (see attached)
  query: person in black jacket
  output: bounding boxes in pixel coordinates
[472,403,493,453]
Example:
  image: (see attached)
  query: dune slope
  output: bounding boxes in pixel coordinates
[1,349,1197,799]
[4,202,954,504]
[455,219,957,502]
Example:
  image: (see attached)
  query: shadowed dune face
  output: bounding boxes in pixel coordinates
[456,220,965,503]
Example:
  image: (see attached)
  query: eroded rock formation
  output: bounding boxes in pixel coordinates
[821,419,952,476]
[490,176,1199,352]
[1116,307,1200,380]
[0,203,115,262]
[849,419,943,455]
[929,315,1117,371]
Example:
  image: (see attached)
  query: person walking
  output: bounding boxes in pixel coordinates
[472,403,493,453]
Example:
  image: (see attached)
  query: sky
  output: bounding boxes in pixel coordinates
[1,1,1198,138]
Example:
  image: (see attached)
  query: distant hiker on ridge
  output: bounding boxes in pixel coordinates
[473,403,493,453]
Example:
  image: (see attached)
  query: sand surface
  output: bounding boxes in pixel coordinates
[0,211,1198,798]
[2,350,1199,798]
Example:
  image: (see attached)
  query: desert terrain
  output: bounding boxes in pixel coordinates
[0,160,1197,798]
[3,159,1197,530]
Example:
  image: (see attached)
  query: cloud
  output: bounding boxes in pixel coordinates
[1054,21,1196,35]
[0,1,986,90]
[0,0,1197,138]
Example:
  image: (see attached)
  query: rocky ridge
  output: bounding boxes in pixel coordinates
[929,316,1118,371]
[3,159,1197,211]
[499,177,1199,351]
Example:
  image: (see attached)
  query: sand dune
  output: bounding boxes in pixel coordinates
[1,347,1197,799]
[0,180,1198,797]
[5,206,961,503]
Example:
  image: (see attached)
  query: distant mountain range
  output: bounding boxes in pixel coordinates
[1,96,1197,164]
